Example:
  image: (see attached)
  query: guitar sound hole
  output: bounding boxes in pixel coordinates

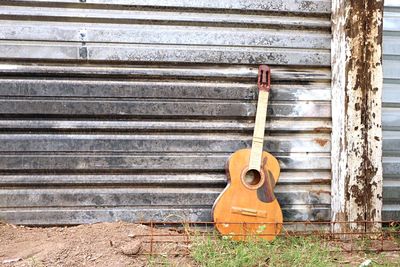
[244,169,262,186]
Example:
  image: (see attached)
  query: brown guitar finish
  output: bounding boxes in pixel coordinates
[212,65,283,241]
[212,149,282,241]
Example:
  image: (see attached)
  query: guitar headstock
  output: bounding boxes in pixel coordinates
[257,65,271,92]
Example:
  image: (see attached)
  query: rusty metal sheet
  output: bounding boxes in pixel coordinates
[0,0,332,225]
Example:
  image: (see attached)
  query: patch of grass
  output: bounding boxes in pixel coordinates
[386,224,400,245]
[355,237,373,251]
[146,255,171,267]
[28,257,45,267]
[191,232,339,267]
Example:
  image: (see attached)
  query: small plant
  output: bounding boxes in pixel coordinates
[146,255,171,267]
[28,257,44,267]
[356,237,373,251]
[386,223,400,245]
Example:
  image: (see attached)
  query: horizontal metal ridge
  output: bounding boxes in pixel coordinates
[384,59,400,79]
[0,171,331,185]
[0,99,331,118]
[0,185,331,208]
[384,11,400,32]
[0,205,331,224]
[0,63,331,80]
[1,1,331,17]
[0,153,332,172]
[382,108,400,130]
[385,0,400,8]
[0,119,332,133]
[0,133,331,153]
[383,157,400,176]
[383,83,400,105]
[383,36,400,56]
[0,79,331,101]
[0,20,330,48]
[383,183,400,204]
[0,41,330,66]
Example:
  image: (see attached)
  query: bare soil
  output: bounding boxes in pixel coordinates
[0,221,192,267]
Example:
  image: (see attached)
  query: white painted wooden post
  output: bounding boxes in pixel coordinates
[331,0,384,232]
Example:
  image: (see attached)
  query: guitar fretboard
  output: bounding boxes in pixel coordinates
[248,90,269,171]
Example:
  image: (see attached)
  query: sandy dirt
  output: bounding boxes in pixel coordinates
[0,221,192,267]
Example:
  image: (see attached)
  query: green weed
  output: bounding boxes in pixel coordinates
[146,255,171,267]
[386,224,400,245]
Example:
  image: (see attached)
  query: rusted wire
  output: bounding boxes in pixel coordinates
[131,220,400,256]
[138,220,400,225]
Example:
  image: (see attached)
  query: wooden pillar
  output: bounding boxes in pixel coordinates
[331,0,384,232]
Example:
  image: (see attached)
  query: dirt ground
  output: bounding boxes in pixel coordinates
[1,221,399,267]
[0,221,192,267]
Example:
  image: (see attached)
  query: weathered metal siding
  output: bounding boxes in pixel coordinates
[383,1,400,221]
[0,0,332,225]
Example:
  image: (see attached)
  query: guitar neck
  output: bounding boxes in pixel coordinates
[248,90,269,171]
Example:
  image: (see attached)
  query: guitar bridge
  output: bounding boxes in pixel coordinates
[231,207,267,218]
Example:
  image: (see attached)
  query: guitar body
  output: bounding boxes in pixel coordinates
[212,148,283,241]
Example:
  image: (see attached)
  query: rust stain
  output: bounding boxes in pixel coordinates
[311,190,330,195]
[310,178,331,185]
[313,127,331,133]
[314,138,328,147]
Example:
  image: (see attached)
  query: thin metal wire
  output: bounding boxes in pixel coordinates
[149,220,154,256]
[131,220,400,256]
[138,220,400,225]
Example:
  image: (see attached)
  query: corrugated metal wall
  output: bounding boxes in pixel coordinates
[383,1,400,221]
[0,0,332,225]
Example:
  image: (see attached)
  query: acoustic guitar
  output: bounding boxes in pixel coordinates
[212,65,282,241]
